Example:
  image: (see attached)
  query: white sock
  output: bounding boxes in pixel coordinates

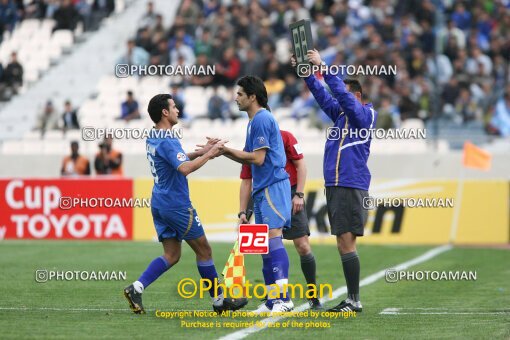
[267,285,278,300]
[133,281,144,294]
[275,279,289,300]
[212,293,224,307]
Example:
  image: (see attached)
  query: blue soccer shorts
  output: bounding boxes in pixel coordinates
[253,179,292,230]
[151,206,205,242]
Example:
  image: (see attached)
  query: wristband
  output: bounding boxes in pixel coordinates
[294,192,305,199]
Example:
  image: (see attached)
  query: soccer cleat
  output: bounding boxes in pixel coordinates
[327,299,362,313]
[271,299,294,315]
[123,284,145,314]
[213,297,248,313]
[252,301,272,315]
[308,297,324,310]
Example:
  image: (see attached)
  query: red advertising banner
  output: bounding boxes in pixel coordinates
[0,179,133,240]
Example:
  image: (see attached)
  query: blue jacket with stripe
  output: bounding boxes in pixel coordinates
[304,73,377,191]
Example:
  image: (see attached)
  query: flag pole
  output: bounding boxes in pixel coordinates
[449,166,465,244]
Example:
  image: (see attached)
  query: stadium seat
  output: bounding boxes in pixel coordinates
[51,30,74,52]
[24,67,39,84]
[401,118,425,131]
[23,130,43,140]
[41,19,56,32]
[23,140,45,154]
[42,140,67,154]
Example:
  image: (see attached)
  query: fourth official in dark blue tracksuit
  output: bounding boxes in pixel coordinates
[302,63,378,313]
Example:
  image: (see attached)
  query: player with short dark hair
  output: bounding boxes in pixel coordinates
[292,50,378,313]
[208,76,294,314]
[239,129,323,310]
[123,93,247,314]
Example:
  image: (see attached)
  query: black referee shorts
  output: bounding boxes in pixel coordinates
[325,186,369,236]
[283,185,310,240]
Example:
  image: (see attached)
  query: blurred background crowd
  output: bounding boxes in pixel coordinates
[117,0,510,135]
[1,0,509,141]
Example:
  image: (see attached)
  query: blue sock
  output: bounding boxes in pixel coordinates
[269,236,290,301]
[262,253,275,308]
[138,256,171,289]
[197,259,223,298]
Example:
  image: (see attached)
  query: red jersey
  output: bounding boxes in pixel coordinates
[240,130,303,186]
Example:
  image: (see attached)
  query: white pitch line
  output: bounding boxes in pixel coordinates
[0,307,132,312]
[0,307,213,312]
[380,308,510,315]
[219,244,453,340]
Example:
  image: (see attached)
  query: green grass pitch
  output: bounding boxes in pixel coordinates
[0,241,509,339]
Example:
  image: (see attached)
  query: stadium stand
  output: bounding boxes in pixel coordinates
[0,0,509,162]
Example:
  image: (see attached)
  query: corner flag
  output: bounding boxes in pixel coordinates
[462,141,492,171]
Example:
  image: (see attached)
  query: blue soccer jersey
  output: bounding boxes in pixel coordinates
[146,132,191,210]
[245,109,289,194]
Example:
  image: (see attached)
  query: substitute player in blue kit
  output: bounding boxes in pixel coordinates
[123,94,247,314]
[217,76,294,314]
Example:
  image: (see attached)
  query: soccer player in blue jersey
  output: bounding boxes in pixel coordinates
[292,50,378,313]
[123,94,247,314]
[218,76,294,314]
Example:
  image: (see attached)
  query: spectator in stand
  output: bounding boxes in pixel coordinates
[61,141,90,176]
[118,39,149,66]
[151,39,169,66]
[377,97,399,130]
[265,69,285,110]
[62,100,79,131]
[53,0,80,32]
[439,19,466,50]
[451,3,471,32]
[0,0,18,42]
[37,100,59,137]
[207,86,226,120]
[194,28,212,58]
[138,1,158,29]
[168,26,194,50]
[94,137,123,175]
[241,48,264,80]
[25,0,48,19]
[213,47,240,87]
[45,0,59,18]
[92,0,114,17]
[442,77,461,116]
[170,84,187,122]
[455,88,479,123]
[190,53,213,86]
[136,26,156,54]
[150,14,165,36]
[87,0,114,30]
[291,87,316,120]
[426,53,453,85]
[466,47,493,77]
[489,92,510,136]
[169,38,195,66]
[280,74,300,107]
[408,48,427,78]
[3,51,23,95]
[398,87,419,121]
[419,21,435,54]
[74,0,92,31]
[178,0,200,34]
[119,91,140,121]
